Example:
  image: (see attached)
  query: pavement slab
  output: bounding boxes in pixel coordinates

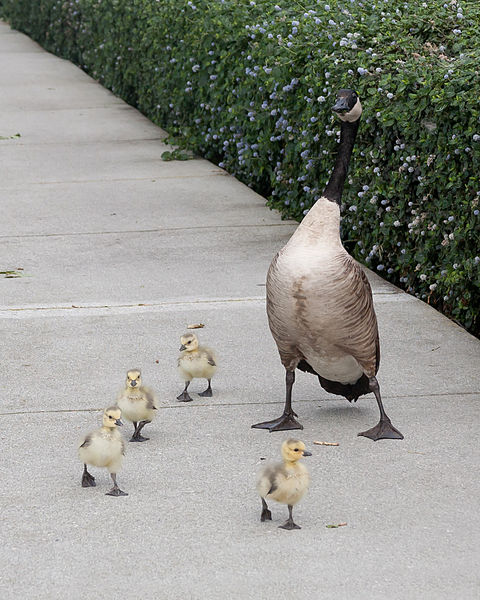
[1,177,286,235]
[1,18,479,600]
[2,140,223,187]
[0,224,293,306]
[1,397,479,600]
[0,105,167,144]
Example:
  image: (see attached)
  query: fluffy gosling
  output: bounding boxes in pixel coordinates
[78,406,128,497]
[256,439,311,530]
[116,369,158,442]
[177,333,217,402]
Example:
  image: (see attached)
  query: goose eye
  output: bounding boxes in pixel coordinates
[294,448,299,452]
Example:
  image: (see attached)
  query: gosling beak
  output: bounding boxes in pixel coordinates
[302,450,312,457]
[332,96,350,113]
[179,344,186,351]
[130,380,137,387]
[115,419,123,426]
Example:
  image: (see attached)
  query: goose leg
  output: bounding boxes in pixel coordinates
[130,421,138,440]
[130,420,151,442]
[358,376,404,441]
[198,379,213,397]
[81,464,96,487]
[177,381,193,402]
[106,473,128,497]
[279,505,301,530]
[251,370,303,431]
[260,498,272,522]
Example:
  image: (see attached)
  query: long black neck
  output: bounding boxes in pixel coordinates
[322,118,360,205]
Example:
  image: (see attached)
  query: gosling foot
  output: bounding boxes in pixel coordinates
[198,388,213,397]
[106,486,128,497]
[358,417,404,441]
[261,508,272,522]
[130,434,149,443]
[279,519,301,531]
[81,471,96,487]
[251,412,303,432]
[177,391,193,402]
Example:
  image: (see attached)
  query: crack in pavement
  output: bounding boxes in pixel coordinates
[0,222,294,240]
[0,292,411,318]
[1,392,477,416]
[0,172,229,187]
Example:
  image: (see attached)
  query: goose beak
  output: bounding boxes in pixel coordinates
[130,380,137,387]
[302,450,312,457]
[115,419,123,426]
[332,97,350,113]
[179,344,186,351]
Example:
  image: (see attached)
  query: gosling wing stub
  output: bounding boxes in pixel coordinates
[267,481,278,496]
[145,390,157,410]
[79,434,92,449]
[262,465,279,495]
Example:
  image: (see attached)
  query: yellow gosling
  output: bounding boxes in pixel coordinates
[78,406,128,497]
[256,439,311,530]
[116,369,158,442]
[177,333,217,402]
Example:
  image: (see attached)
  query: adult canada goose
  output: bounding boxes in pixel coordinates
[116,369,158,442]
[78,406,128,496]
[256,438,311,530]
[252,89,403,441]
[177,333,217,402]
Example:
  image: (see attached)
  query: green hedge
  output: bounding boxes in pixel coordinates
[2,0,479,335]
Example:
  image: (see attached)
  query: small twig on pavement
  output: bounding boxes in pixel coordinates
[313,441,339,446]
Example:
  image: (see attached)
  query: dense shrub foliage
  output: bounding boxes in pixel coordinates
[2,0,479,335]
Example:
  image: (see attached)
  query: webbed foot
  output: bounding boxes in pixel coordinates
[81,471,96,487]
[177,391,193,402]
[252,412,303,432]
[261,508,272,522]
[198,388,212,397]
[279,520,301,530]
[106,487,128,497]
[358,417,404,441]
[130,434,149,442]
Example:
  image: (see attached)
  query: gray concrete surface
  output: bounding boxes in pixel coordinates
[1,20,479,600]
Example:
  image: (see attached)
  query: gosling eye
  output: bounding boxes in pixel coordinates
[293,448,299,452]
[187,341,191,345]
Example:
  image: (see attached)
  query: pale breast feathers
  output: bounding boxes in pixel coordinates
[267,246,379,375]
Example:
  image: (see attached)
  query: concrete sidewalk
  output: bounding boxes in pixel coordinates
[1,21,479,600]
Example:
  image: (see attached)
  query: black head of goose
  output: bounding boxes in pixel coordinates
[252,89,403,441]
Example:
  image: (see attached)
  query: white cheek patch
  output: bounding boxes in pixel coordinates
[337,98,363,122]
